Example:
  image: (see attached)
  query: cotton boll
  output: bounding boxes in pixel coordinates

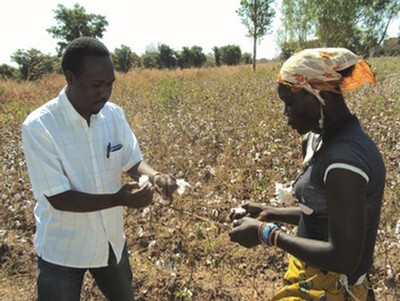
[269,182,295,206]
[176,178,191,195]
[387,264,394,278]
[396,219,400,241]
[141,207,150,218]
[275,182,293,205]
[137,226,144,237]
[139,175,151,187]
[228,206,246,221]
[159,199,172,205]
[138,175,190,205]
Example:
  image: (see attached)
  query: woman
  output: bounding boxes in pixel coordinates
[228,48,385,300]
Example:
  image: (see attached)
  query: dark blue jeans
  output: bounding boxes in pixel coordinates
[37,243,135,301]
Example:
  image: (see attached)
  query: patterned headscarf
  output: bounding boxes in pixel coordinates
[277,47,376,105]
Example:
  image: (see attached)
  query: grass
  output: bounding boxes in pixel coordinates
[0,58,399,300]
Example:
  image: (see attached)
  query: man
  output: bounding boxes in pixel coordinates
[21,36,177,301]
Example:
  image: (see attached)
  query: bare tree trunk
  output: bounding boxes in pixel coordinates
[371,15,392,57]
[253,35,257,72]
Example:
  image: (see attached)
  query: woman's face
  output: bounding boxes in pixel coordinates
[277,84,321,135]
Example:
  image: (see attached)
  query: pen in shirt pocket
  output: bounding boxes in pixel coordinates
[106,142,123,158]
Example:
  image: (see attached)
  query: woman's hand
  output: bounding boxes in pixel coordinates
[228,217,263,248]
[229,202,269,220]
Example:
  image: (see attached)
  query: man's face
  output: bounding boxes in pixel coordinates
[67,55,115,119]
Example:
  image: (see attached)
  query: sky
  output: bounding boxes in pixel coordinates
[1,0,399,67]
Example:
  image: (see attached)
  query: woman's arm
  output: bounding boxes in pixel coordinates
[230,168,367,275]
[259,206,302,225]
[277,168,367,274]
[230,202,302,225]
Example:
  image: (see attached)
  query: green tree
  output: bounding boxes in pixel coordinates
[376,37,400,56]
[177,46,206,69]
[359,0,400,56]
[178,47,192,69]
[189,46,207,68]
[11,49,57,81]
[0,64,17,80]
[47,3,108,55]
[113,45,140,73]
[241,52,253,64]
[220,45,242,66]
[312,1,358,48]
[277,0,316,57]
[236,0,275,71]
[212,46,221,67]
[278,0,400,57]
[157,44,177,69]
[141,50,159,69]
[204,53,217,67]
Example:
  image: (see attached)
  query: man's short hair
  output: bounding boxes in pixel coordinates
[61,37,110,75]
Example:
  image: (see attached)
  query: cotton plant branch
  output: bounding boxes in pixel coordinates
[138,175,231,230]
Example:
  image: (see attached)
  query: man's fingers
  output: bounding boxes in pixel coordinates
[169,183,179,195]
[154,180,178,199]
[153,183,163,196]
[129,183,152,197]
[127,182,141,189]
[165,183,179,198]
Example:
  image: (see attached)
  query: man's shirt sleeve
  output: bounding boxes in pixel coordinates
[22,121,71,200]
[119,109,143,172]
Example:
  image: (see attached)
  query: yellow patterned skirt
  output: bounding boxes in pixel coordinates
[272,255,369,301]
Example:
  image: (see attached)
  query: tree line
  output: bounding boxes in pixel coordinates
[1,1,399,81]
[0,43,253,81]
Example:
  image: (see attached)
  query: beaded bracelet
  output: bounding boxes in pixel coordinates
[273,229,281,248]
[258,222,266,244]
[269,227,280,246]
[258,223,278,246]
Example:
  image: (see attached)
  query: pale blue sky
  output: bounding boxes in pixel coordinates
[0,0,398,66]
[0,0,281,66]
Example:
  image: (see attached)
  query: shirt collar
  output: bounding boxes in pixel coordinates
[58,87,106,125]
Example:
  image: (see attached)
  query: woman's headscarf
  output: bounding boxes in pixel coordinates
[277,47,376,105]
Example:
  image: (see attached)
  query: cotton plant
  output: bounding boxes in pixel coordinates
[389,219,400,250]
[175,178,191,195]
[138,174,191,205]
[387,264,394,279]
[382,219,400,282]
[269,182,295,206]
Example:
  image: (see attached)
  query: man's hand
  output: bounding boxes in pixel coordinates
[117,182,153,208]
[228,217,263,248]
[152,174,178,203]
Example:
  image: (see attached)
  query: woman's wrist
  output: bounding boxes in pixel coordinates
[258,222,279,246]
[270,227,282,248]
[273,229,281,248]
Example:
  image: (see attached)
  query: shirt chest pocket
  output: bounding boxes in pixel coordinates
[106,145,124,171]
